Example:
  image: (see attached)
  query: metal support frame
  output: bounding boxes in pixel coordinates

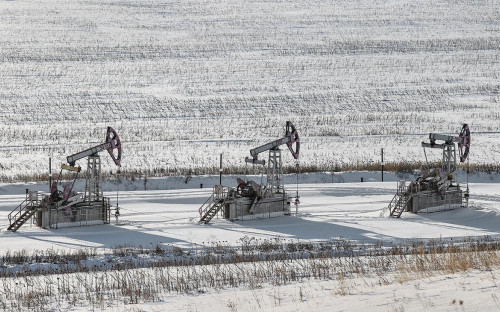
[422,139,458,185]
[85,155,102,203]
[267,149,283,194]
[442,144,457,181]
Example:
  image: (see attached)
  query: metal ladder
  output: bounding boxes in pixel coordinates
[388,181,410,218]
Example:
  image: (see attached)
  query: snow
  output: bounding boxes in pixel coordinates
[111,269,500,312]
[1,0,500,309]
[1,176,499,253]
[3,249,499,311]
[0,0,499,179]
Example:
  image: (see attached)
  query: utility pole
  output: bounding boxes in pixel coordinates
[381,148,384,182]
[219,153,223,185]
[49,157,52,192]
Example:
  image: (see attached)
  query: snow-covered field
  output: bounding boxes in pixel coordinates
[1,0,500,310]
[1,0,499,179]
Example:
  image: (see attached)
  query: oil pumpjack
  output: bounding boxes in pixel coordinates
[7,127,122,232]
[388,124,471,218]
[199,121,300,223]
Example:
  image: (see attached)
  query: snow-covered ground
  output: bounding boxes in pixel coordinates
[100,269,500,312]
[2,176,500,311]
[1,177,499,253]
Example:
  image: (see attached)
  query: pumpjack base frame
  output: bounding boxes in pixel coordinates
[37,197,111,229]
[224,193,292,221]
[406,187,464,214]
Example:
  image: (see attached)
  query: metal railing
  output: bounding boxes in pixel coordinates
[416,190,463,213]
[388,181,406,216]
[8,191,39,228]
[199,194,215,217]
[49,197,111,229]
[199,185,229,218]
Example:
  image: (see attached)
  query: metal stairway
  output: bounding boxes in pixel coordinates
[7,194,39,232]
[199,185,228,224]
[388,181,410,218]
[199,199,225,224]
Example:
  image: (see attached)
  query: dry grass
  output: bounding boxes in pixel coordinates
[2,161,499,183]
[2,238,500,311]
